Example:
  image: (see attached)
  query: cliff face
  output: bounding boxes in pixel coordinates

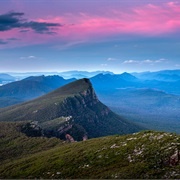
[59,86,110,124]
[50,85,111,140]
[38,81,114,141]
[0,78,143,141]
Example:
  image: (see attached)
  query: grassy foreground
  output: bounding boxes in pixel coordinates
[0,122,179,179]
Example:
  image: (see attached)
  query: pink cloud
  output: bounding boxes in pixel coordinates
[47,1,180,39]
[0,28,57,49]
[0,1,180,48]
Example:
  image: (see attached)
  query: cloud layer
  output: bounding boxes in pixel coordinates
[46,1,180,40]
[123,59,167,65]
[0,12,61,34]
[0,2,180,48]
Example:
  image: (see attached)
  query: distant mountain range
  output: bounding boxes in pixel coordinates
[8,70,113,80]
[132,69,180,82]
[0,75,75,107]
[4,69,180,82]
[0,73,15,85]
[90,72,139,91]
[3,69,180,95]
[57,70,113,79]
[90,72,180,95]
[90,73,180,133]
[0,78,142,140]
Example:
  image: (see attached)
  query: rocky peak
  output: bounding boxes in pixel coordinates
[80,85,99,104]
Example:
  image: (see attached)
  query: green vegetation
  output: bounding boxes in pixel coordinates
[0,121,63,164]
[0,124,179,179]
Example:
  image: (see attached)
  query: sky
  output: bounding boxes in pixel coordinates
[0,0,180,73]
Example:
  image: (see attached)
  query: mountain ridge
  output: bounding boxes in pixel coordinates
[0,78,142,140]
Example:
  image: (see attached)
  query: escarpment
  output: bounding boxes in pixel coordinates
[0,78,143,141]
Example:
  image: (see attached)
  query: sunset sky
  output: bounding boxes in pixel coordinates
[0,0,180,73]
